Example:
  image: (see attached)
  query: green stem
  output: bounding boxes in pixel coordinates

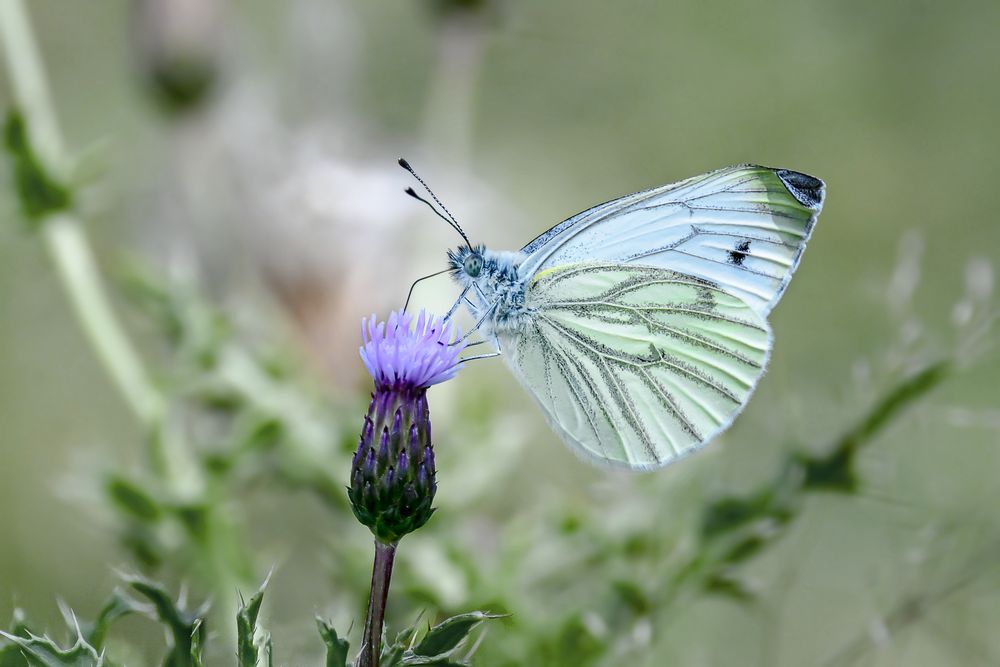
[0,0,166,427]
[1,4,246,647]
[360,540,397,667]
[44,216,167,424]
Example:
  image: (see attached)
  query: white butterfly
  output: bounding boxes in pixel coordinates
[404,162,825,470]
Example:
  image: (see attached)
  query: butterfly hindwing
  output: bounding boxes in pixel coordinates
[499,262,771,469]
[518,165,825,317]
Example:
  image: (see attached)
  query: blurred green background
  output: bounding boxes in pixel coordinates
[1,0,999,664]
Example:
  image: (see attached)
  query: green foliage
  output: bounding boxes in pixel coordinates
[0,590,152,667]
[0,632,102,667]
[407,612,501,662]
[2,110,71,227]
[371,611,501,667]
[798,359,952,492]
[0,577,402,667]
[123,576,207,667]
[79,589,150,650]
[0,612,33,667]
[237,579,269,667]
[106,476,162,523]
[686,360,954,604]
[316,619,350,667]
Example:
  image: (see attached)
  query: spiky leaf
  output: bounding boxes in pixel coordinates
[81,589,150,650]
[0,632,102,667]
[316,619,349,667]
[189,620,204,667]
[381,619,422,667]
[124,576,205,667]
[237,579,269,667]
[408,612,500,661]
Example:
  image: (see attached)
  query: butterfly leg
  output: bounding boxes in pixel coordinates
[459,350,501,363]
[453,299,499,345]
[442,285,472,321]
[459,335,502,362]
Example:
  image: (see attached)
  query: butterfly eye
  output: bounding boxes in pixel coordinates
[464,254,483,277]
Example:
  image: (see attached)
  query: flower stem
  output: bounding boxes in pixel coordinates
[360,540,397,667]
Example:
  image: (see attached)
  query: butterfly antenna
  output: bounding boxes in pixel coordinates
[398,158,472,246]
[403,187,463,238]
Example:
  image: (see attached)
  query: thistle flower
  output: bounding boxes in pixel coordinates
[349,310,466,544]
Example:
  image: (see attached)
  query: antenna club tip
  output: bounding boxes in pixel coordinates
[398,157,411,169]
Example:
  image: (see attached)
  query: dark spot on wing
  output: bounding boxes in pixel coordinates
[728,240,751,266]
[694,285,717,311]
[776,169,825,209]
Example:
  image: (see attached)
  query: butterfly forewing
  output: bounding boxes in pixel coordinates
[500,263,771,469]
[518,165,824,317]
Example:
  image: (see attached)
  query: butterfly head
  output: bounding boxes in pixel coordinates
[448,244,486,279]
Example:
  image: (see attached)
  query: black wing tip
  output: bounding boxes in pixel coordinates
[774,168,825,210]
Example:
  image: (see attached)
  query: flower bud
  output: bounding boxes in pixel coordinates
[348,310,464,544]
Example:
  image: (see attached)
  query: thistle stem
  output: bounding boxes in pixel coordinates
[0,0,166,428]
[0,3,243,639]
[360,540,397,667]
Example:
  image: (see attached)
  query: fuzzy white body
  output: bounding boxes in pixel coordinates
[449,247,531,344]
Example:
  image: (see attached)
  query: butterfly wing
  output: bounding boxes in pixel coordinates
[518,165,825,317]
[498,263,771,469]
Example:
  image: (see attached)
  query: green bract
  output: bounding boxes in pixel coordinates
[349,386,437,544]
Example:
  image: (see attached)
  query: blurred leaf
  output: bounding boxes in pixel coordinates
[2,110,72,227]
[839,361,951,454]
[316,619,350,667]
[120,523,164,570]
[106,476,161,523]
[543,614,606,666]
[189,620,204,667]
[1,612,33,667]
[703,572,756,602]
[611,580,650,616]
[796,447,858,492]
[0,646,28,667]
[408,612,501,661]
[125,576,206,667]
[800,360,950,492]
[173,504,210,542]
[700,486,796,540]
[79,589,150,650]
[237,577,270,667]
[241,418,284,453]
[263,637,273,667]
[0,631,102,667]
[719,534,769,565]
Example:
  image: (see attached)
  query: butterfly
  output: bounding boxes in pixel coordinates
[401,161,825,470]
